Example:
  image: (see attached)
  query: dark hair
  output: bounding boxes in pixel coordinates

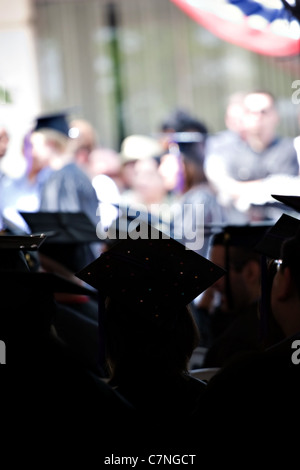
[104,297,200,384]
[161,108,208,135]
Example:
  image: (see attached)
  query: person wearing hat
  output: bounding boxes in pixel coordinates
[170,132,227,257]
[196,223,283,368]
[35,112,99,227]
[201,214,300,457]
[0,233,137,463]
[76,221,225,449]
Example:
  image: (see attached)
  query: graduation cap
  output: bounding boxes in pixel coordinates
[0,271,96,296]
[255,213,300,260]
[0,269,96,366]
[76,222,225,308]
[0,233,47,250]
[33,111,70,137]
[19,211,99,244]
[18,211,101,272]
[0,233,47,272]
[75,222,225,375]
[210,223,273,249]
[271,194,300,214]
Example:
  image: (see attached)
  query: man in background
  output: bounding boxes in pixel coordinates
[205,90,299,222]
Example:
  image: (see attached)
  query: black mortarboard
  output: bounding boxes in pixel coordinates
[271,194,300,214]
[247,215,300,346]
[210,223,272,248]
[0,270,96,366]
[19,211,99,244]
[0,271,96,296]
[34,112,70,137]
[0,233,47,272]
[0,233,46,250]
[255,213,300,260]
[19,211,100,272]
[76,222,225,307]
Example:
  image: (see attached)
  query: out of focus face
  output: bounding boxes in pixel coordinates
[0,127,9,158]
[132,158,166,205]
[242,92,279,142]
[30,132,52,172]
[209,244,254,312]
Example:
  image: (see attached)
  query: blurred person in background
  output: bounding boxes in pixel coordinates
[118,134,164,195]
[205,90,299,222]
[68,118,98,169]
[88,147,123,234]
[170,127,227,258]
[0,124,10,229]
[0,130,53,232]
[38,113,99,228]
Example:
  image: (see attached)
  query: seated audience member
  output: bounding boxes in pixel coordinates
[196,224,283,365]
[158,107,211,197]
[0,124,11,228]
[170,132,227,257]
[205,90,299,222]
[201,208,300,456]
[36,112,99,226]
[0,233,136,462]
[76,221,225,449]
[68,117,98,168]
[118,134,164,195]
[0,130,54,232]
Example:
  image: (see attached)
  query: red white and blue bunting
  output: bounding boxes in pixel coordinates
[170,0,300,56]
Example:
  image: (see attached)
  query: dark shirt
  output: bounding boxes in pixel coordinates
[40,162,99,225]
[201,334,300,459]
[113,373,207,450]
[172,183,227,256]
[39,163,100,271]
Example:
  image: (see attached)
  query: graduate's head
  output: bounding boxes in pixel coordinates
[76,222,225,380]
[31,112,71,168]
[270,226,300,337]
[208,224,269,312]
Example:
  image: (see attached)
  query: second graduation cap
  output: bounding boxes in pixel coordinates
[209,223,273,248]
[76,222,225,308]
[271,194,300,214]
[33,111,70,137]
[19,211,99,244]
[255,213,300,260]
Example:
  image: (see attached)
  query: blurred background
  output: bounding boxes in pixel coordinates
[1,0,300,175]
